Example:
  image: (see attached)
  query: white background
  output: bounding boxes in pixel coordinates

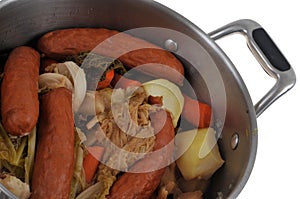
[156,0,300,198]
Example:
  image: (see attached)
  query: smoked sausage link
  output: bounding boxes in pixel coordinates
[37,28,184,84]
[31,88,74,199]
[107,110,175,199]
[1,46,40,136]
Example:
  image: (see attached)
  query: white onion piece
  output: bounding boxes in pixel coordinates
[48,61,87,112]
[58,61,87,112]
[38,73,73,91]
[78,91,96,115]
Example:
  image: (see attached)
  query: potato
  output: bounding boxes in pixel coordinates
[175,128,224,181]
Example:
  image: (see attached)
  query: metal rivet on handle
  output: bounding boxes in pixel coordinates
[164,39,178,52]
[231,133,239,150]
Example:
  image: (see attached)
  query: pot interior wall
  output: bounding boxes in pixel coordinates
[0,0,257,198]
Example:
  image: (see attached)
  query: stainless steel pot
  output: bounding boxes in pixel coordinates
[0,0,296,198]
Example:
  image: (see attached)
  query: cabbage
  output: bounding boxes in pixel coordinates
[24,127,36,184]
[0,123,27,169]
[70,128,87,199]
[0,123,36,184]
[0,123,17,164]
[0,160,24,180]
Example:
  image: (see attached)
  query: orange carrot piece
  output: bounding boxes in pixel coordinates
[182,95,212,128]
[97,70,115,89]
[111,74,141,89]
[83,146,104,183]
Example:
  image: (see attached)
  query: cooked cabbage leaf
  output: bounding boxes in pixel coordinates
[0,123,17,163]
[0,160,24,180]
[24,127,36,184]
[70,128,87,199]
[0,123,37,184]
[0,123,26,168]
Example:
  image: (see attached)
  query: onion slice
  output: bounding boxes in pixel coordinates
[58,61,87,112]
[38,73,73,92]
[39,61,87,112]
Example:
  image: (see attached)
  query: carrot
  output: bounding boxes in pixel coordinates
[83,146,104,183]
[97,70,114,89]
[111,74,141,89]
[182,95,212,128]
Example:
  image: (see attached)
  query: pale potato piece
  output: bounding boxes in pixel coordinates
[175,128,224,180]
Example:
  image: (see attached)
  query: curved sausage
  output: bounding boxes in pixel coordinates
[107,110,175,199]
[37,28,184,84]
[31,88,74,199]
[1,46,40,136]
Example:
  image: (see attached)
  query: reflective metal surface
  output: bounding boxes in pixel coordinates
[209,19,296,117]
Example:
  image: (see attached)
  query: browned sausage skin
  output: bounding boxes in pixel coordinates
[37,28,184,84]
[1,46,40,136]
[31,88,74,199]
[107,110,175,199]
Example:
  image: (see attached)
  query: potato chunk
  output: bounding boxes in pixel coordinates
[175,128,224,180]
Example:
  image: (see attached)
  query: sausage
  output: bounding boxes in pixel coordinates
[1,46,40,136]
[107,110,175,199]
[31,88,74,199]
[37,28,184,84]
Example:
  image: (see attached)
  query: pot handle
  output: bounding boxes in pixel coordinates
[209,19,296,117]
